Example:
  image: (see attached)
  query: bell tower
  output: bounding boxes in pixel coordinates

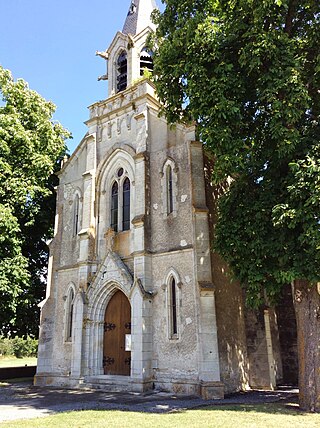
[97,0,157,97]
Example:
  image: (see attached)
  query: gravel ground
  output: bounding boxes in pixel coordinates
[0,379,299,422]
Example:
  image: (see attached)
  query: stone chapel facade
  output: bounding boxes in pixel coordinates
[35,0,298,398]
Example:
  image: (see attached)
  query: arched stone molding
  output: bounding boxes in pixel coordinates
[129,277,155,300]
[107,31,127,58]
[96,145,136,184]
[71,291,84,377]
[82,251,133,376]
[85,281,126,376]
[73,187,83,199]
[72,188,83,237]
[133,27,155,61]
[160,158,179,218]
[96,149,135,254]
[108,39,129,96]
[63,282,76,342]
[162,268,183,341]
[163,267,183,289]
[97,148,135,191]
[87,251,133,300]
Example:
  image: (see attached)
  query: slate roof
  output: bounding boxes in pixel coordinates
[122,0,157,35]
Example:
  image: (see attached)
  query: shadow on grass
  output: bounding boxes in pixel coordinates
[0,377,34,384]
[0,380,310,421]
[193,403,305,416]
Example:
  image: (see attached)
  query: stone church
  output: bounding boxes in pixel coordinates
[35,0,298,398]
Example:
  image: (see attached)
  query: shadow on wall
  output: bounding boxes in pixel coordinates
[202,154,298,392]
[203,154,250,393]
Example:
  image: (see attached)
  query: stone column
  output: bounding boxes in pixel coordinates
[130,288,153,391]
[78,134,96,262]
[71,293,84,378]
[189,141,224,399]
[130,113,153,389]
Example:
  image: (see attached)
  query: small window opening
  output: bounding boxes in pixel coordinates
[67,289,75,341]
[73,195,80,236]
[140,47,154,76]
[129,2,136,14]
[166,165,173,214]
[170,278,178,336]
[122,177,131,231]
[111,181,119,232]
[117,51,127,92]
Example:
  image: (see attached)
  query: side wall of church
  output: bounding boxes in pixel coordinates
[276,284,298,385]
[203,154,290,392]
[203,155,250,393]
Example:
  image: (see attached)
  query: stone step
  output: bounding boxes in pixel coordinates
[82,375,136,393]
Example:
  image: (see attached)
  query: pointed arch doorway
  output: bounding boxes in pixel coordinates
[103,290,131,376]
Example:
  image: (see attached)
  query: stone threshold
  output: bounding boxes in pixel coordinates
[82,375,152,393]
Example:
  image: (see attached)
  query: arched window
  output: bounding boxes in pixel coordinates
[129,1,136,14]
[73,194,80,237]
[161,159,177,218]
[166,275,179,339]
[117,51,127,92]
[109,169,131,232]
[122,177,131,231]
[166,165,173,215]
[66,287,75,342]
[170,277,178,336]
[140,47,153,76]
[111,181,119,232]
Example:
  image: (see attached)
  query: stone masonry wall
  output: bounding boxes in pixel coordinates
[203,154,249,393]
[276,284,298,385]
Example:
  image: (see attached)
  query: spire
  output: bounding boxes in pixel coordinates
[122,0,157,35]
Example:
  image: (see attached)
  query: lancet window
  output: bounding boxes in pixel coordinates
[110,168,131,232]
[161,159,177,217]
[140,47,154,76]
[65,286,75,342]
[72,192,82,237]
[117,51,128,92]
[166,165,173,215]
[111,182,119,232]
[122,177,131,231]
[166,274,180,339]
[170,277,178,336]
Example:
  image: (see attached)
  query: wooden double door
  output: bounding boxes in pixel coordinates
[103,290,131,376]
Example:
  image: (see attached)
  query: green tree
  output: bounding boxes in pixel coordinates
[151,0,320,411]
[0,67,69,336]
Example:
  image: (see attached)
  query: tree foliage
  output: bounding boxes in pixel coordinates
[0,67,69,335]
[151,0,320,305]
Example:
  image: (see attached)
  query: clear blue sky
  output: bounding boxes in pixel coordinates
[1,0,162,153]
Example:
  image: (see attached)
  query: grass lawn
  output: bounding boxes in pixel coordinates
[0,356,37,368]
[1,404,319,428]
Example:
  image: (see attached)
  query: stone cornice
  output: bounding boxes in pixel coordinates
[85,81,159,125]
[193,206,209,214]
[198,281,215,291]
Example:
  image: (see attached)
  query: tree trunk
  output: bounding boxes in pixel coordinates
[292,279,320,412]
